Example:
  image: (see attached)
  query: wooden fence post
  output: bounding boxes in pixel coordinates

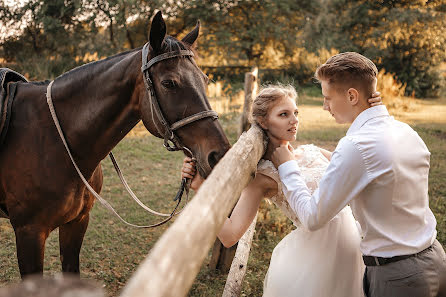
[210,67,259,273]
[119,125,266,297]
[221,212,258,297]
[239,67,258,136]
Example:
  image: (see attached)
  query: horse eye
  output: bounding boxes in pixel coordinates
[161,80,177,89]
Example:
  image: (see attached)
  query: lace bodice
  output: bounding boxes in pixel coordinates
[257,144,330,226]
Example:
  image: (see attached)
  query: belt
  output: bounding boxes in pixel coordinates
[362,245,432,266]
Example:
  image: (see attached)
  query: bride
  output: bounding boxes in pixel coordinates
[182,85,382,296]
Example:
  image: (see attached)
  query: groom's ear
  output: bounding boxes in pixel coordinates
[347,88,359,105]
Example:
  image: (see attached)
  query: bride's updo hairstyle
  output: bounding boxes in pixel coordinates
[251,84,297,126]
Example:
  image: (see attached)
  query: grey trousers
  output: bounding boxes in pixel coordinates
[363,239,446,297]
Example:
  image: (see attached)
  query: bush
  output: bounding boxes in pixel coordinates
[377,69,414,111]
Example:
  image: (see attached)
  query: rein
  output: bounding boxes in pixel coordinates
[45,43,218,228]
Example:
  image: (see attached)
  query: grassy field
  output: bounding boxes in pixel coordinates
[0,89,445,296]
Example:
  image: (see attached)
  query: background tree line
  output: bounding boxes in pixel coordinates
[0,0,445,97]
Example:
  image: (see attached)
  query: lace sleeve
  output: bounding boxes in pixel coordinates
[294,144,330,193]
[256,144,330,226]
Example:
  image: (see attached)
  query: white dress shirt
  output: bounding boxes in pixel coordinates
[278,105,437,257]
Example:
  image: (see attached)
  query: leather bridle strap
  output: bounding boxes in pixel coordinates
[141,50,195,72]
[171,110,218,131]
[140,42,218,152]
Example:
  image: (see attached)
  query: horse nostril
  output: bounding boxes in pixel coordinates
[207,151,220,169]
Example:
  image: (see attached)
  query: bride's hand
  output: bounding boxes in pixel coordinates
[368,91,383,107]
[181,157,204,191]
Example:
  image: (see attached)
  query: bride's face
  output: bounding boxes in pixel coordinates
[262,96,299,142]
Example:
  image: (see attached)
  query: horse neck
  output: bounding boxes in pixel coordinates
[52,49,143,173]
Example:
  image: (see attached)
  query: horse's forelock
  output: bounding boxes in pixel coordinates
[162,36,198,58]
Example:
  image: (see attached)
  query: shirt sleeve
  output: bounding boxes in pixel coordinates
[278,137,371,231]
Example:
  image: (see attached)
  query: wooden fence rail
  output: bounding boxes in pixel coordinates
[120,125,266,297]
[211,66,259,272]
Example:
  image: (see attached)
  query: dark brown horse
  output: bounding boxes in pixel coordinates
[0,12,230,277]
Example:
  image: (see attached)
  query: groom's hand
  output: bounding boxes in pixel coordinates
[271,144,295,168]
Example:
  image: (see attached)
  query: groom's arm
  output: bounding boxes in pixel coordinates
[275,138,371,231]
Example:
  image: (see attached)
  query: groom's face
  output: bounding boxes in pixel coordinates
[321,80,354,124]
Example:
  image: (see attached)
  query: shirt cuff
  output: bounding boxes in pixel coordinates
[278,160,300,179]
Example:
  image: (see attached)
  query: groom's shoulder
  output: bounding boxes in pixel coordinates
[341,118,426,157]
[339,129,389,156]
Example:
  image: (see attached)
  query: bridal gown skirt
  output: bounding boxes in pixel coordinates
[263,206,365,297]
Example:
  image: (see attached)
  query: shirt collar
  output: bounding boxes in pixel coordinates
[347,105,390,135]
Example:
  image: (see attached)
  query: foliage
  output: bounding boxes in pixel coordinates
[376,69,414,111]
[0,1,445,97]
[0,0,160,79]
[169,0,319,66]
[317,0,446,98]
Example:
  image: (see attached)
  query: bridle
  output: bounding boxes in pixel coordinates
[140,42,218,154]
[46,42,219,228]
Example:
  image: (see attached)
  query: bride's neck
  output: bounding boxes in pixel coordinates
[264,137,288,161]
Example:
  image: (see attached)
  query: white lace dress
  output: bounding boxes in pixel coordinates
[259,145,365,297]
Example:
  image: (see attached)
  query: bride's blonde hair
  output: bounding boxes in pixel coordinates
[251,84,298,125]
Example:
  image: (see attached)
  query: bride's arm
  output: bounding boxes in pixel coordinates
[181,157,277,248]
[218,173,277,248]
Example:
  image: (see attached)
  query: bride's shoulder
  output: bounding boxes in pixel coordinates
[250,171,278,198]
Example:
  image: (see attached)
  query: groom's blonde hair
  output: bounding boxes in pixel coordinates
[251,84,297,125]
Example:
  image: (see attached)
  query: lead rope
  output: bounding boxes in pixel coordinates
[108,151,191,216]
[46,80,182,228]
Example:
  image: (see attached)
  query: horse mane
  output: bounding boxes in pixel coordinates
[30,80,52,86]
[49,36,197,83]
[55,47,141,81]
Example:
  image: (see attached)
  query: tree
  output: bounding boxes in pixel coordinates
[169,0,319,66]
[319,0,446,97]
[0,0,87,55]
[83,0,160,50]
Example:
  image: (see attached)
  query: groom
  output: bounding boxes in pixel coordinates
[271,52,446,297]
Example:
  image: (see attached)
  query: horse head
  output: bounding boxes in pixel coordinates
[139,12,230,178]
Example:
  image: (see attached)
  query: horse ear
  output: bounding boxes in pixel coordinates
[149,11,166,54]
[181,20,200,46]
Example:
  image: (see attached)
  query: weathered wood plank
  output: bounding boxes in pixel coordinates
[120,124,266,297]
[211,66,259,273]
[238,67,258,136]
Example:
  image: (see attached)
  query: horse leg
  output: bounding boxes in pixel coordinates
[59,214,90,274]
[59,165,102,274]
[14,225,50,277]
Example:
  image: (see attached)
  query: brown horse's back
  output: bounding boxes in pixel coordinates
[0,81,102,253]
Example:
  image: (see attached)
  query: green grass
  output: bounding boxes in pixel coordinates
[0,91,445,296]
